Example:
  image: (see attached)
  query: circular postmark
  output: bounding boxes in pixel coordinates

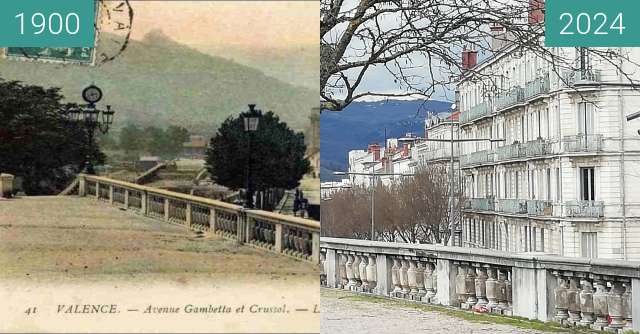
[4,0,133,66]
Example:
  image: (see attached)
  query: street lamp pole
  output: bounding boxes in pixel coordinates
[242,104,262,209]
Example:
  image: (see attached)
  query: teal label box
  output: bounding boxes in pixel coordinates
[545,0,640,47]
[0,0,95,47]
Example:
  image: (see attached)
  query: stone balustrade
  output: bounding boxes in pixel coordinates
[78,175,320,262]
[321,237,640,333]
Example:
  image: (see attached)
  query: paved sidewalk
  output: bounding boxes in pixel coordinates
[321,289,560,334]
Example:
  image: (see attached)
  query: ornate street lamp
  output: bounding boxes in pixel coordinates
[64,85,115,175]
[242,104,262,208]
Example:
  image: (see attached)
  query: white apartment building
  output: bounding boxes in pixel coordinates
[457,42,640,260]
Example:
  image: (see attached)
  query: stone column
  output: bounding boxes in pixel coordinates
[124,190,129,208]
[185,202,192,228]
[164,198,170,221]
[622,283,633,330]
[435,259,457,307]
[592,279,609,329]
[320,250,326,286]
[375,254,392,296]
[455,265,467,305]
[325,249,340,288]
[579,279,595,325]
[274,223,283,251]
[78,175,86,196]
[209,208,217,232]
[141,191,148,215]
[311,233,320,263]
[109,185,114,205]
[366,254,377,293]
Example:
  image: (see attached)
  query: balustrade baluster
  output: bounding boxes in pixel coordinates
[592,279,609,329]
[352,254,362,288]
[339,253,348,288]
[567,276,582,324]
[320,251,326,287]
[345,254,355,288]
[456,265,467,304]
[407,259,418,297]
[496,269,508,310]
[391,257,402,295]
[359,255,369,291]
[415,261,426,299]
[465,265,477,306]
[485,267,498,310]
[608,281,625,329]
[554,274,570,322]
[366,255,377,293]
[400,259,410,296]
[475,267,488,308]
[424,262,436,303]
[579,279,595,325]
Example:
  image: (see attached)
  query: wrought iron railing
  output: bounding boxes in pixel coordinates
[460,149,493,167]
[526,200,554,216]
[467,198,496,211]
[495,87,525,111]
[77,175,320,262]
[564,69,602,86]
[496,199,528,214]
[563,134,603,153]
[460,101,491,124]
[565,200,604,218]
[524,74,550,100]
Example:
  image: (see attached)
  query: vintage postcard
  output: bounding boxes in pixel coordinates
[0,1,320,332]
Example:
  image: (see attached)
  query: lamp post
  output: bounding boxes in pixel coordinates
[242,104,262,209]
[333,170,414,240]
[64,85,115,175]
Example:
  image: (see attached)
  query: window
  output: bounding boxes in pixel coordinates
[556,168,562,201]
[580,167,595,201]
[546,168,552,200]
[581,232,598,258]
[577,102,595,136]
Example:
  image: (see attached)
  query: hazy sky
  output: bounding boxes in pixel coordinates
[129,1,318,49]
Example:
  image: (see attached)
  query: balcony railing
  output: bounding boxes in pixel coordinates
[79,175,320,262]
[496,199,528,214]
[524,74,550,100]
[495,87,524,111]
[467,198,495,211]
[521,138,550,157]
[565,200,604,218]
[460,101,491,124]
[526,200,554,216]
[564,69,602,86]
[460,149,493,167]
[495,143,522,161]
[563,134,603,153]
[494,139,549,162]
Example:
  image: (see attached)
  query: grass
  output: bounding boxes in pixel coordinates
[322,288,604,333]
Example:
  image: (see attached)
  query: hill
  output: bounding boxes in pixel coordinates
[0,31,316,133]
[320,99,453,181]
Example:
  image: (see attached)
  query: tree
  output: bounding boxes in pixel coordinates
[321,0,640,111]
[206,110,311,192]
[322,165,461,244]
[164,125,190,158]
[118,123,144,154]
[0,79,104,195]
[143,126,167,156]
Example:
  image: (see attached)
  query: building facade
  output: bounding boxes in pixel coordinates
[457,44,640,260]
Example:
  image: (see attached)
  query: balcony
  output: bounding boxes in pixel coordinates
[495,87,524,111]
[565,200,604,218]
[524,74,550,100]
[460,149,493,167]
[521,138,550,157]
[564,69,602,86]
[460,101,491,124]
[563,134,603,153]
[468,198,496,211]
[496,199,527,214]
[527,200,554,216]
[495,143,522,161]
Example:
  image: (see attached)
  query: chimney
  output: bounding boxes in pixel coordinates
[462,49,478,70]
[402,143,410,157]
[368,143,381,161]
[490,24,507,52]
[529,0,544,24]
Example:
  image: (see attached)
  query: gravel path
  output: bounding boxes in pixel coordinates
[321,289,555,334]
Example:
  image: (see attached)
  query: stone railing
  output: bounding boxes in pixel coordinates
[565,200,605,218]
[495,87,525,111]
[564,134,603,153]
[77,175,320,262]
[460,101,491,124]
[321,238,640,333]
[524,74,550,100]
